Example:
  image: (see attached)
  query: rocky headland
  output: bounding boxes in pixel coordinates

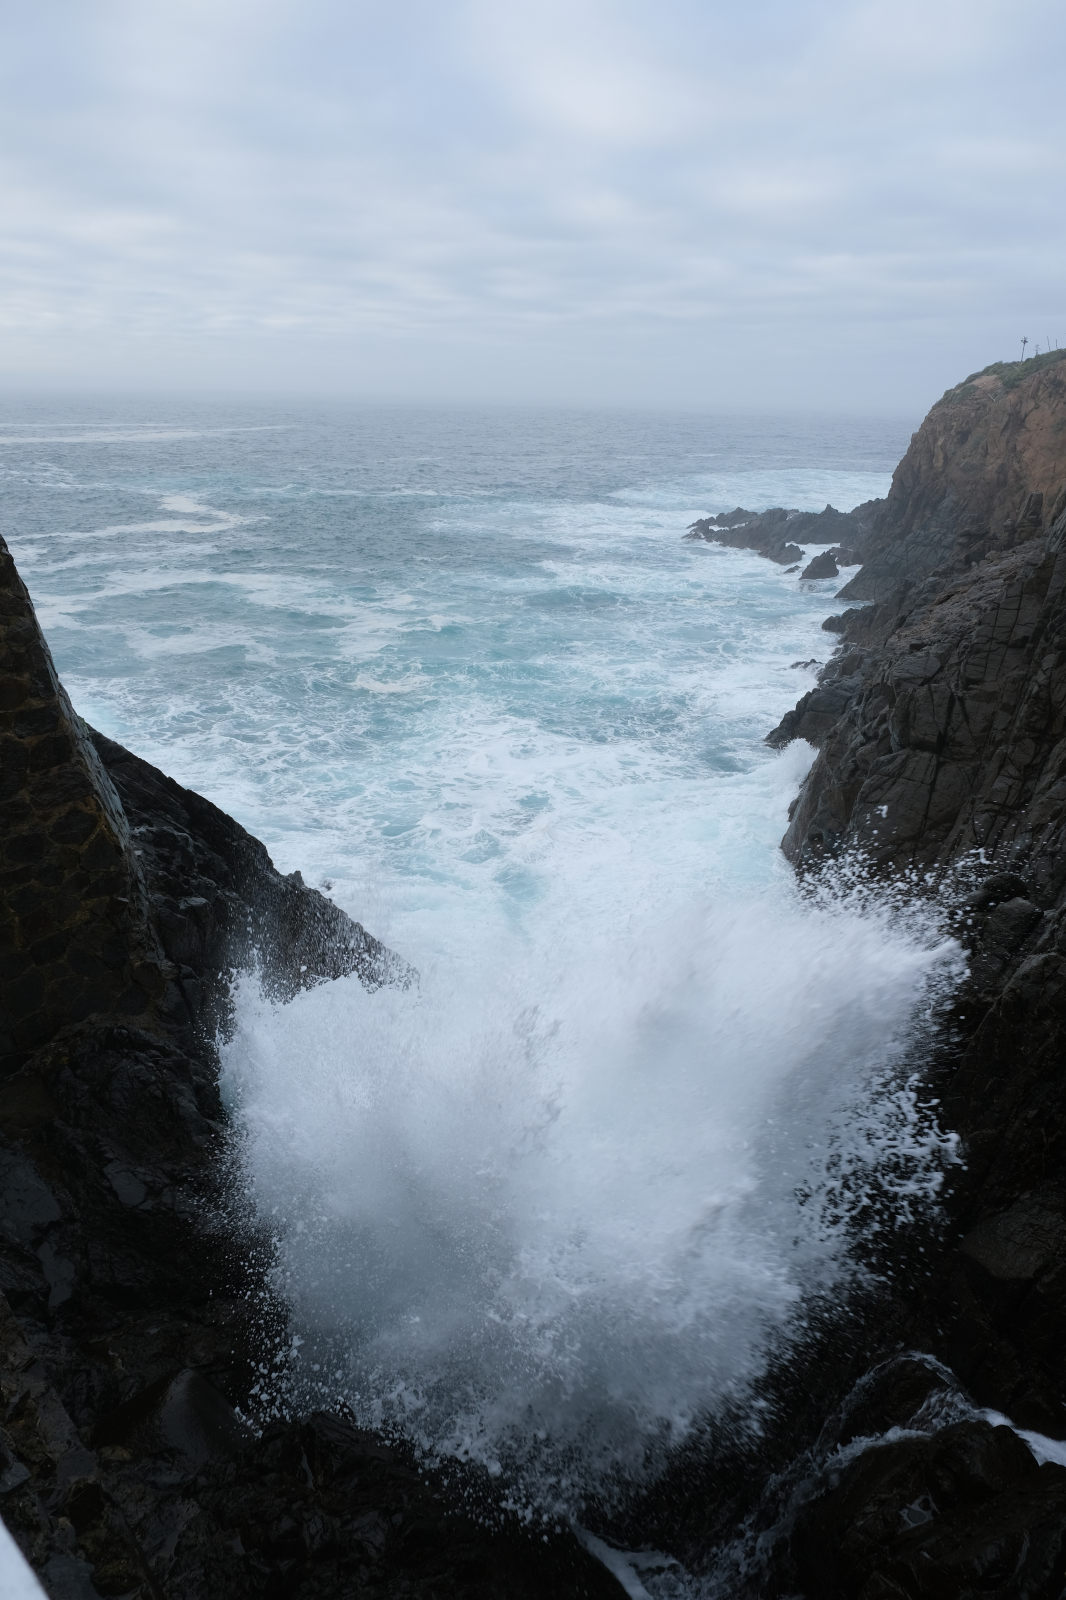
[672,350,1066,1597]
[5,351,1066,1598]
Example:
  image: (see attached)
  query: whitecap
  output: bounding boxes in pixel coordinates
[352,673,429,695]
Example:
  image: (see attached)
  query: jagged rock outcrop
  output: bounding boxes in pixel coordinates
[90,729,411,1039]
[780,532,1066,879]
[0,534,408,1079]
[686,501,878,567]
[0,539,623,1600]
[799,549,839,581]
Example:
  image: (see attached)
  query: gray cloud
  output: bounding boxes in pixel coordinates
[1,0,1063,409]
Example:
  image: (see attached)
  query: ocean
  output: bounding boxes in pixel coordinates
[0,398,964,1582]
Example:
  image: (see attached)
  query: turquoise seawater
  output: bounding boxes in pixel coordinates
[1,400,962,1558]
[2,399,908,955]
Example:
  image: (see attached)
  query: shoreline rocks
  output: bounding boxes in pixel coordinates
[686,500,879,570]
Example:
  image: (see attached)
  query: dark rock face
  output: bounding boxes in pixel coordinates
[90,729,412,1042]
[0,541,621,1599]
[787,1421,1066,1600]
[780,534,1066,876]
[0,539,167,1068]
[756,356,1066,1596]
[799,549,839,581]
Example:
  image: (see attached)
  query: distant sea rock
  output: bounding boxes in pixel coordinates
[686,500,880,570]
[799,549,839,580]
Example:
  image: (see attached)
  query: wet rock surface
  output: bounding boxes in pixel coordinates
[799,549,840,580]
[786,1421,1066,1600]
[90,729,413,1040]
[0,537,622,1599]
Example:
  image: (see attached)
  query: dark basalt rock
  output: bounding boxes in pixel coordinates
[0,537,622,1599]
[780,532,1066,881]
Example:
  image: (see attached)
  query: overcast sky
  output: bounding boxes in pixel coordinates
[2,0,1063,411]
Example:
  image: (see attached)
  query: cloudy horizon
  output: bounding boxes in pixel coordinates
[2,0,1063,414]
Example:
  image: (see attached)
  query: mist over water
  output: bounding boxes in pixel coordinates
[0,399,960,1525]
[224,875,960,1514]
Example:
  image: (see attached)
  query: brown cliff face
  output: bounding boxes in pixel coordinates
[839,351,1066,602]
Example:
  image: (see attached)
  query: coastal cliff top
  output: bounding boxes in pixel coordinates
[936,346,1066,406]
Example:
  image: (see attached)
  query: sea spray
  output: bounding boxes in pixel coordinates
[222,865,963,1517]
[1,398,934,1523]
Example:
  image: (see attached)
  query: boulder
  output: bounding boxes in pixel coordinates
[800,550,840,580]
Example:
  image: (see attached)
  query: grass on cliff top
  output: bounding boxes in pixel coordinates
[938,347,1066,405]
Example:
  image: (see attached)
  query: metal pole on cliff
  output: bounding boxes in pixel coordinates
[1020,336,1029,360]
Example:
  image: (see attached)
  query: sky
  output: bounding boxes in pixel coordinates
[1,0,1064,411]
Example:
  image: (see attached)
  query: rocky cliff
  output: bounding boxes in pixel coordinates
[837,351,1066,605]
[0,536,623,1600]
[742,353,1066,1597]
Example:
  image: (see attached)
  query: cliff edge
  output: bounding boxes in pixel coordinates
[839,350,1066,605]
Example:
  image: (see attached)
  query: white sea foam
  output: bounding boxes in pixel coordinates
[46,496,254,541]
[352,672,430,694]
[223,862,961,1517]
